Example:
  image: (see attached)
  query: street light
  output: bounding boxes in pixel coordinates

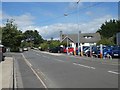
[64,13,69,55]
[78,31,81,56]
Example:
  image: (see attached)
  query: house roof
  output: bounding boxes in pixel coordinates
[61,33,101,43]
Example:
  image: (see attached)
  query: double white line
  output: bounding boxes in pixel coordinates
[21,53,48,89]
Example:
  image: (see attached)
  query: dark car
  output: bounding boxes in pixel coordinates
[84,46,98,57]
[97,46,113,58]
[111,46,120,58]
[49,46,63,53]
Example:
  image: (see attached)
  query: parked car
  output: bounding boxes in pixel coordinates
[49,46,64,53]
[83,46,98,57]
[63,47,74,54]
[111,46,120,58]
[97,46,113,58]
[23,47,28,51]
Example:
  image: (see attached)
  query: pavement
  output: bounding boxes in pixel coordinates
[0,57,13,89]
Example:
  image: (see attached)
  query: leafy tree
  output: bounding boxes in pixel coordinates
[97,19,119,38]
[49,40,61,49]
[96,19,120,45]
[40,42,49,51]
[2,19,23,51]
[23,30,44,47]
[97,38,114,45]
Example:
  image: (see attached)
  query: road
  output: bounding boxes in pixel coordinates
[9,50,119,89]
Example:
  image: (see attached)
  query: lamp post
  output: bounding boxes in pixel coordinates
[78,31,81,56]
[77,0,82,56]
[67,35,69,55]
[64,14,69,55]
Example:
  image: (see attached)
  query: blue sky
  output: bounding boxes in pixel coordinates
[2,2,118,39]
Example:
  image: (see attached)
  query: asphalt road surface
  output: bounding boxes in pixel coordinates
[9,50,119,89]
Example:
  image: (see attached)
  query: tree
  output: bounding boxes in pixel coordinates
[96,19,120,45]
[23,30,44,47]
[97,38,114,45]
[97,19,119,38]
[40,42,49,51]
[2,19,23,51]
[49,40,61,49]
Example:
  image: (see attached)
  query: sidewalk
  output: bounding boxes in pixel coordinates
[0,57,13,89]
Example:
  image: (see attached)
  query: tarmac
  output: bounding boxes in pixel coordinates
[0,52,119,89]
[0,57,13,89]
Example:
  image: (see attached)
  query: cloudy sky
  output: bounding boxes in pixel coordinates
[2,2,118,40]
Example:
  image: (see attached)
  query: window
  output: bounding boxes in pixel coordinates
[84,36,93,39]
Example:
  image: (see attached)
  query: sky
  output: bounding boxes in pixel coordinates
[1,2,118,40]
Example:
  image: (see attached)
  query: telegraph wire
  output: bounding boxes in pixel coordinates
[39,2,104,25]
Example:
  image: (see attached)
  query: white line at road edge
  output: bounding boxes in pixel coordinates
[21,53,48,89]
[108,71,119,75]
[73,63,96,69]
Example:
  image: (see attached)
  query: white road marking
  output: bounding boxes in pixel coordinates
[55,59,65,62]
[21,53,48,89]
[35,52,65,63]
[108,71,119,75]
[33,50,62,56]
[22,54,32,67]
[42,55,49,59]
[36,54,40,56]
[73,63,96,69]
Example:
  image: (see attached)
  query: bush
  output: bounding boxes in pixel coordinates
[10,47,20,52]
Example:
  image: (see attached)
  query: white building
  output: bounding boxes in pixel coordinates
[60,33,101,47]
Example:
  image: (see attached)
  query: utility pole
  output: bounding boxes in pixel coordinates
[77,0,81,56]
[67,35,69,55]
[78,31,81,56]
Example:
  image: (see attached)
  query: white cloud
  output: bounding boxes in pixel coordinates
[2,12,35,29]
[22,15,115,40]
[2,12,116,40]
[86,11,93,16]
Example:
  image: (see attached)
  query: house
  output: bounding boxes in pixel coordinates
[60,32,101,47]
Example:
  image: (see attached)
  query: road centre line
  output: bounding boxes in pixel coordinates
[108,71,119,75]
[21,53,48,89]
[73,63,96,69]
